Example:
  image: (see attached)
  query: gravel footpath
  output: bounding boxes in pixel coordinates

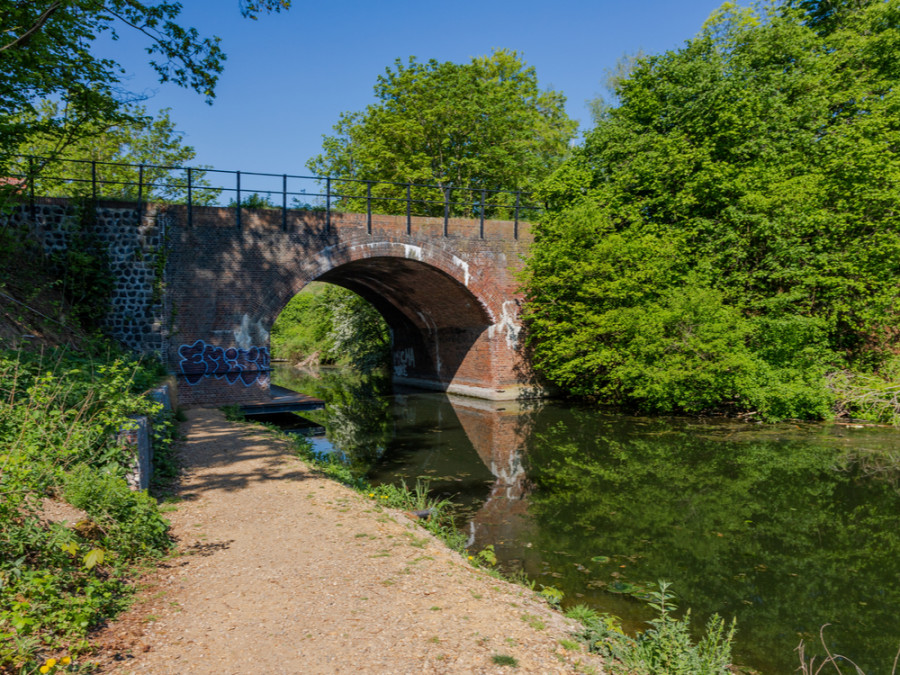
[92,408,607,675]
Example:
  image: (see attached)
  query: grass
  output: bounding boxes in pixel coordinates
[492,654,519,667]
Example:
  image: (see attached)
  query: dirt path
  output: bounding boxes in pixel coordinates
[93,408,606,674]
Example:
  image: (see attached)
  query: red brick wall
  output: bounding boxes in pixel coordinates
[157,204,535,405]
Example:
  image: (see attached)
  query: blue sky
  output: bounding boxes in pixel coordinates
[103,0,724,175]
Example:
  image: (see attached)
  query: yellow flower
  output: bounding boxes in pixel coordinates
[468,555,474,560]
[46,659,57,668]
[368,493,374,497]
[39,667,49,674]
[61,657,72,665]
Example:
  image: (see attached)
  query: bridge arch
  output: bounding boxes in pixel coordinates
[276,241,498,390]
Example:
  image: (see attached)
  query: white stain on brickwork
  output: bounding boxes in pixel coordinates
[234,314,269,350]
[403,244,424,261]
[450,255,470,286]
[487,300,520,349]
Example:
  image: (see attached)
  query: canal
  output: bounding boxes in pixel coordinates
[271,364,900,674]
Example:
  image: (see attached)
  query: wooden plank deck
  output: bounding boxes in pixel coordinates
[239,384,325,415]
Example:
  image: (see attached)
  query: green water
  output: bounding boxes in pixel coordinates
[273,365,900,673]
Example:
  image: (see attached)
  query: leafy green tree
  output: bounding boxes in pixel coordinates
[271,283,389,371]
[0,1,288,177]
[12,102,218,203]
[307,50,577,217]
[524,0,900,418]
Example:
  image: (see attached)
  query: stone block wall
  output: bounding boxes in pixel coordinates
[2,198,169,357]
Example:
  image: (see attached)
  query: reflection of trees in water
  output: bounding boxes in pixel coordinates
[524,410,900,673]
[273,366,392,478]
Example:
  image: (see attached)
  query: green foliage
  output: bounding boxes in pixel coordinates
[227,192,277,209]
[47,205,115,330]
[828,356,900,425]
[10,103,220,205]
[63,465,170,559]
[220,404,246,422]
[0,347,172,669]
[308,49,576,216]
[0,1,287,195]
[0,1,222,180]
[574,582,735,674]
[271,283,389,372]
[491,654,519,667]
[524,0,900,419]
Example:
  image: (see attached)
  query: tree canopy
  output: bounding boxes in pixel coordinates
[523,0,900,419]
[307,50,577,217]
[13,102,218,203]
[0,1,288,177]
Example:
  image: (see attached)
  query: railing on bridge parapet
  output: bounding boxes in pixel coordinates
[3,155,542,239]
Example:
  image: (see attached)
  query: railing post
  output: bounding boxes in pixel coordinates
[366,181,372,235]
[138,164,144,210]
[443,187,449,237]
[406,183,411,235]
[91,161,97,202]
[480,189,486,239]
[282,173,287,232]
[28,156,35,223]
[514,190,520,240]
[187,167,193,228]
[236,170,242,230]
[325,176,331,234]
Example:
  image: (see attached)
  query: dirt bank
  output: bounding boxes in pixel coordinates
[91,408,606,674]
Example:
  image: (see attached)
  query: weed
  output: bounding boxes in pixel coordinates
[797,625,900,675]
[521,613,546,631]
[572,581,735,674]
[492,654,519,667]
[559,639,581,651]
[539,585,564,607]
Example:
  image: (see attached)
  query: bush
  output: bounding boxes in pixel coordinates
[64,464,170,559]
[0,346,173,669]
[574,581,736,674]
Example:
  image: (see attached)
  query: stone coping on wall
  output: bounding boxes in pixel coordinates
[122,381,175,491]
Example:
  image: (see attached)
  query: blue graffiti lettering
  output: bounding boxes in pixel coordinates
[178,340,271,386]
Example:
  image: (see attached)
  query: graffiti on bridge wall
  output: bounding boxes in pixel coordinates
[393,347,415,377]
[178,339,271,386]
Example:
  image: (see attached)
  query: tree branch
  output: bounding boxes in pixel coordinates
[0,2,62,53]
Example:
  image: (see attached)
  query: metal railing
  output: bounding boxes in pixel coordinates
[3,155,541,239]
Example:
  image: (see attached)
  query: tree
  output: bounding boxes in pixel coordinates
[307,50,577,217]
[0,1,289,177]
[11,101,219,203]
[523,0,900,418]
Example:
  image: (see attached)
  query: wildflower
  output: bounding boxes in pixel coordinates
[468,555,474,560]
[61,657,72,665]
[368,493,374,497]
[46,659,57,668]
[39,667,49,674]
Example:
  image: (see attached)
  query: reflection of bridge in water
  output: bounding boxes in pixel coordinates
[379,391,542,560]
[445,395,539,558]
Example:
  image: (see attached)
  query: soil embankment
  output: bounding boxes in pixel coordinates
[93,409,605,674]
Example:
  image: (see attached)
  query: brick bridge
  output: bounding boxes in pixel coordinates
[11,199,538,405]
